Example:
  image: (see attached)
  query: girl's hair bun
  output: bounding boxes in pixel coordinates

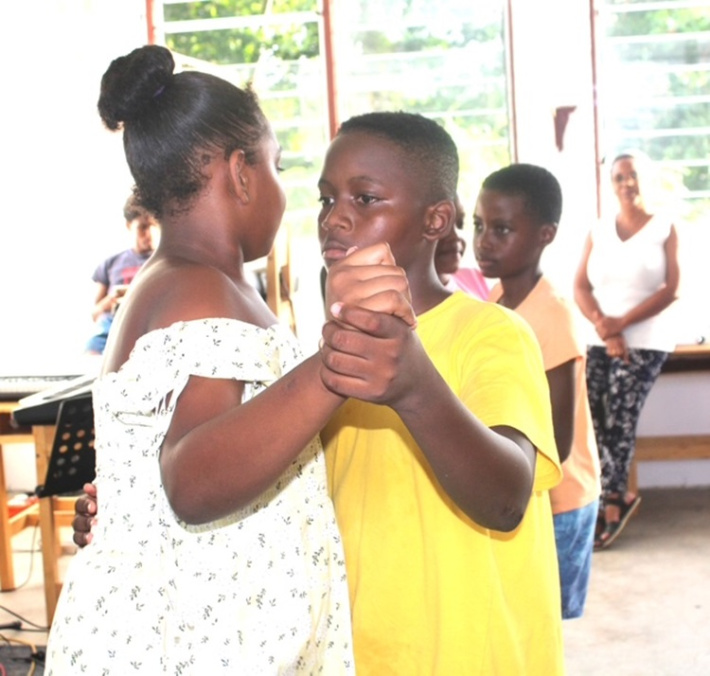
[98,45,175,131]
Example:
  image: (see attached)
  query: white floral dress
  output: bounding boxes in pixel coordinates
[46,319,354,675]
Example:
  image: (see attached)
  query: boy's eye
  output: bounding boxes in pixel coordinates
[318,195,333,207]
[356,194,379,205]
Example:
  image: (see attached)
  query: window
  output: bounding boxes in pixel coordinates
[153,0,510,233]
[153,0,511,344]
[595,0,710,224]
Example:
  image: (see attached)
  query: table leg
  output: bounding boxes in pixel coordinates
[0,444,16,591]
[33,425,61,627]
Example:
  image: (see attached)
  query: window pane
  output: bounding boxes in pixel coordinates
[333,1,510,200]
[155,0,511,345]
[598,2,710,223]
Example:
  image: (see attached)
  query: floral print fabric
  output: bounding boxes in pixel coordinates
[46,319,354,675]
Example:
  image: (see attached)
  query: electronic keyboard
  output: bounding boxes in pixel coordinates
[12,374,95,426]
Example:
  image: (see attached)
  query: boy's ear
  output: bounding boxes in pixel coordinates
[539,223,557,246]
[227,149,250,204]
[423,199,456,242]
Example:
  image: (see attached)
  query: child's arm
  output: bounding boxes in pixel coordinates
[320,304,537,532]
[546,360,576,464]
[160,353,344,524]
[160,249,414,525]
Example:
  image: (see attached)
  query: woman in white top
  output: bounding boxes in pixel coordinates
[574,151,680,550]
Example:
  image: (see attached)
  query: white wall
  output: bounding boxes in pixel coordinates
[508,0,599,298]
[0,0,149,375]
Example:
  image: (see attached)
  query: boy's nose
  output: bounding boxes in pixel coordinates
[475,228,492,250]
[319,202,349,231]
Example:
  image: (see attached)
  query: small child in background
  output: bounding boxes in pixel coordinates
[85,194,158,354]
[473,163,601,620]
[434,194,489,299]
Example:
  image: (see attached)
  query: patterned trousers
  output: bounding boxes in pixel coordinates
[586,345,669,496]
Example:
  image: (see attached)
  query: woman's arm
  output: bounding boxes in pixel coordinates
[159,245,415,525]
[573,234,604,325]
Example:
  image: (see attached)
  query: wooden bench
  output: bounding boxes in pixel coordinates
[629,343,710,495]
[630,435,710,494]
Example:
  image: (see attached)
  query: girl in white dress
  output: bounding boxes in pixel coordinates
[46,44,410,675]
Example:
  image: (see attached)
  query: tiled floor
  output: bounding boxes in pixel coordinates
[1,488,709,674]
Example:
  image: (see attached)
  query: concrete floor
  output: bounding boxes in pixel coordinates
[564,486,710,675]
[1,487,708,674]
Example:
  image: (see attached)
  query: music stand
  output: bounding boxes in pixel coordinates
[36,393,95,498]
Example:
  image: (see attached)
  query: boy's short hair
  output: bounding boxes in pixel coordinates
[481,163,562,225]
[123,193,149,223]
[337,112,459,202]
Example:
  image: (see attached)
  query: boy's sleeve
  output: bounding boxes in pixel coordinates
[457,305,562,491]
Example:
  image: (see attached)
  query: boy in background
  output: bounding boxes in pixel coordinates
[85,194,158,354]
[473,163,601,619]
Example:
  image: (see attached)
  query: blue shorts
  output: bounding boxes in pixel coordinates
[85,314,114,354]
[553,499,598,620]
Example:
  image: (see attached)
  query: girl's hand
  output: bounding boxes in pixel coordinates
[320,303,425,406]
[324,243,416,328]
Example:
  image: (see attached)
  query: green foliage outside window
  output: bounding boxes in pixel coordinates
[159,0,510,238]
[600,2,710,222]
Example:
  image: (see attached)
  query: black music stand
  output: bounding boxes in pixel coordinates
[35,393,96,498]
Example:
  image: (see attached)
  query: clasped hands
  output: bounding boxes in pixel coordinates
[592,312,629,362]
[320,243,421,405]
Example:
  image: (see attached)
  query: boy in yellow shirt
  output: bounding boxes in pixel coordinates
[318,113,564,674]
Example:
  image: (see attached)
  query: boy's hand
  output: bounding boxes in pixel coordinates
[320,303,428,406]
[324,243,416,328]
[72,482,98,548]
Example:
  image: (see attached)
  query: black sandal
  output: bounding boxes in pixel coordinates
[594,494,642,550]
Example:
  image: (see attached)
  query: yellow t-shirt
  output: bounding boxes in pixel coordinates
[323,292,565,676]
